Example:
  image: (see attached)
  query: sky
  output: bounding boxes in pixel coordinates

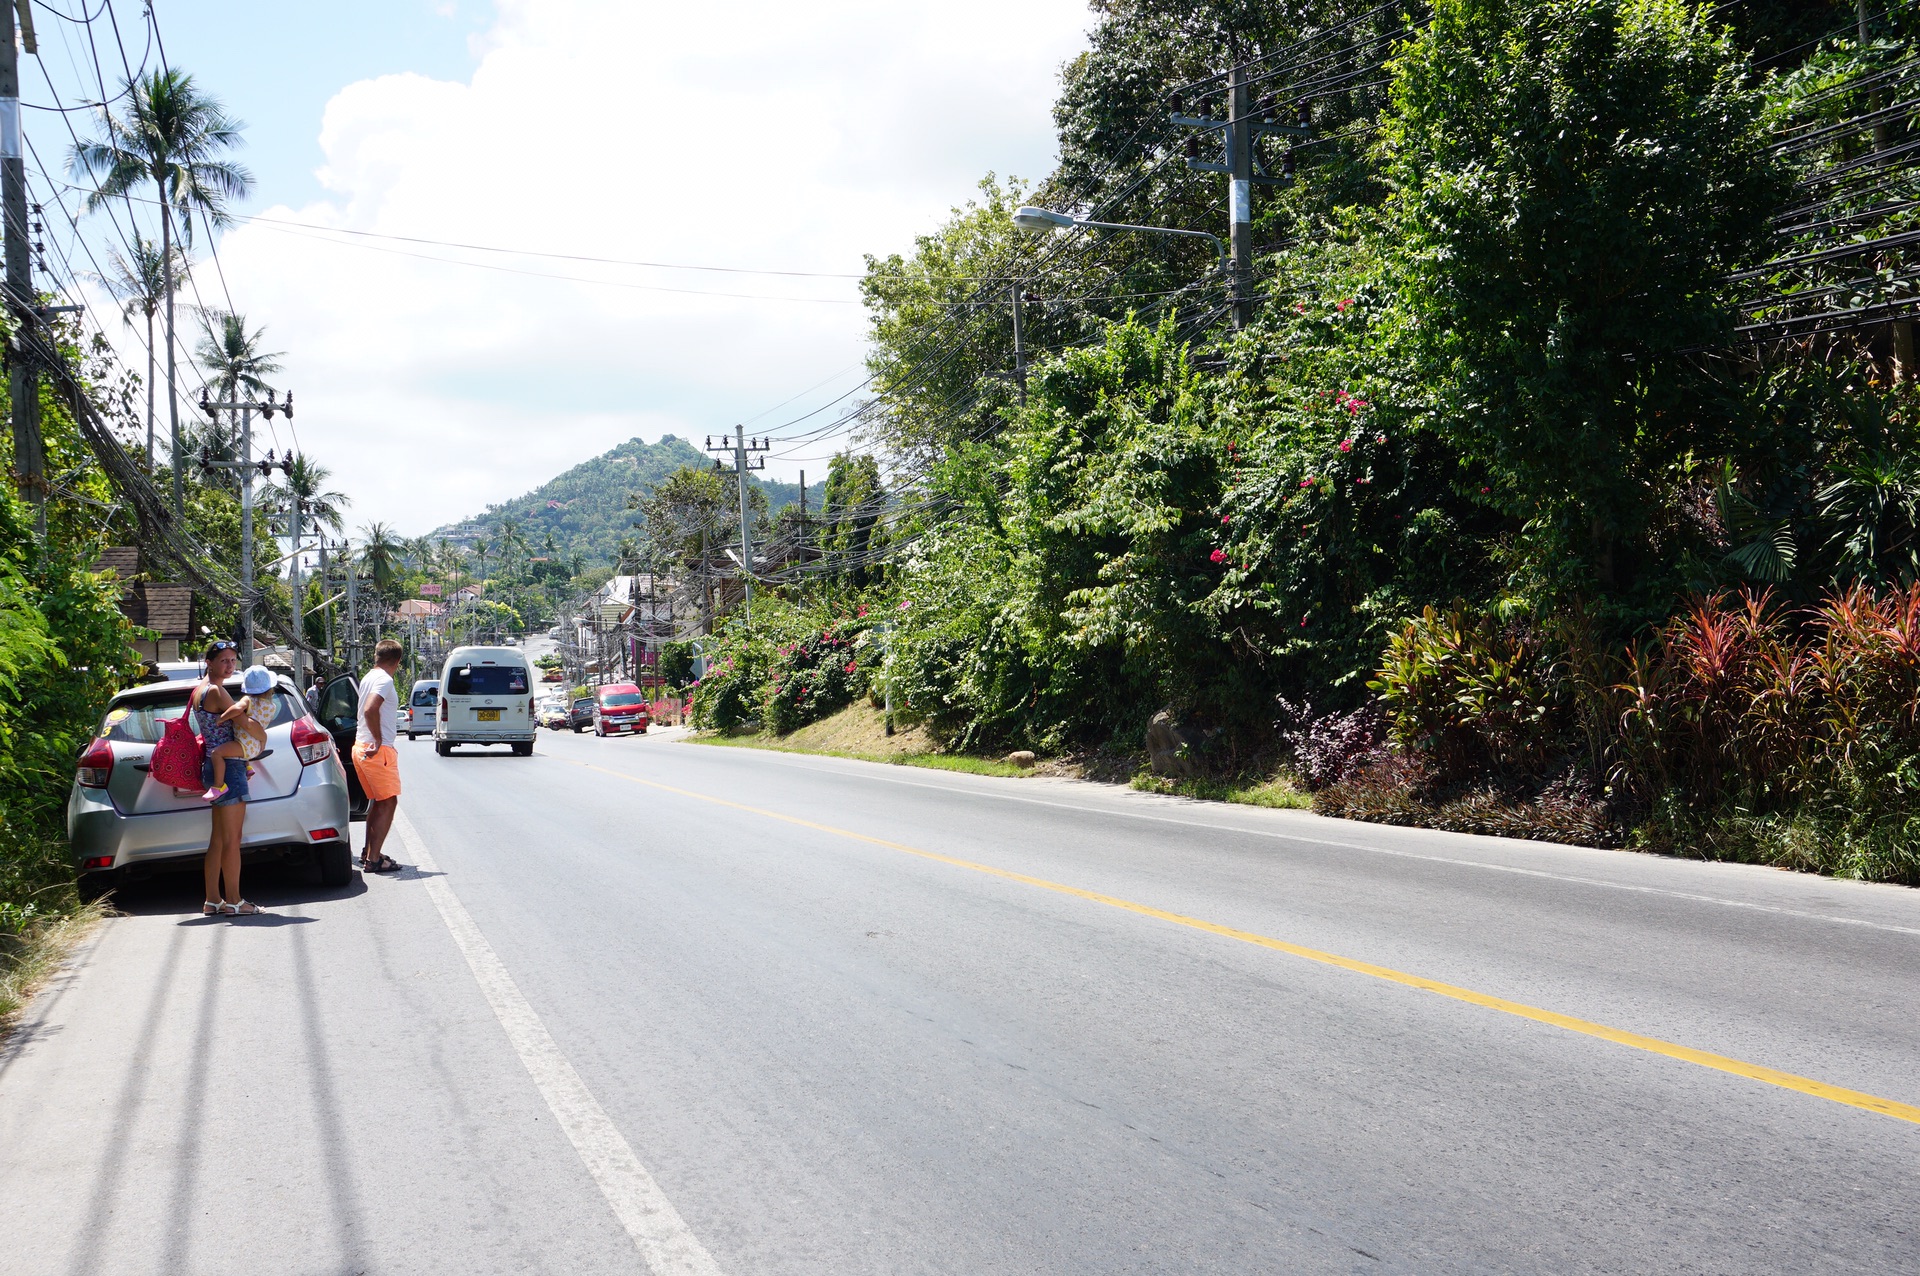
[35,0,1094,538]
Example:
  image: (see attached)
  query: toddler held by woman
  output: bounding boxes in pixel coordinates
[203,665,277,802]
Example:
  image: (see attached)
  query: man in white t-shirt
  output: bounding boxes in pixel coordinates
[352,639,405,874]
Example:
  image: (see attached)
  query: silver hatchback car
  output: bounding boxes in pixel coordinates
[67,674,354,898]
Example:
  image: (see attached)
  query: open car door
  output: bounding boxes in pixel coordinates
[316,674,366,818]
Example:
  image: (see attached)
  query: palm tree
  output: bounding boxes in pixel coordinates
[358,522,403,597]
[71,69,252,519]
[471,537,491,586]
[196,310,282,401]
[268,453,348,536]
[98,235,190,466]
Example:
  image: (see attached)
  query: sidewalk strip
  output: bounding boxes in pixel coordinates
[562,757,1920,1129]
[392,809,724,1275]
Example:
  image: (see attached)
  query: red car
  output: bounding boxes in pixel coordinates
[593,684,652,737]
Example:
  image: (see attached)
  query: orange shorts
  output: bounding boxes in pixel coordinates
[352,743,401,802]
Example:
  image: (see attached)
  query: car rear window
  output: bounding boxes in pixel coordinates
[446,665,529,696]
[411,687,439,707]
[573,699,594,711]
[600,693,645,707]
[101,688,302,744]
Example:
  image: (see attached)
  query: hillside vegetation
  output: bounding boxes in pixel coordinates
[431,434,820,567]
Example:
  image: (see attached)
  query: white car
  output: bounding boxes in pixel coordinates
[434,646,536,756]
[406,679,441,740]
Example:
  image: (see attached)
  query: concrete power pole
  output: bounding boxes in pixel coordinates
[1010,284,1027,404]
[1227,65,1255,330]
[201,389,293,668]
[1,1,44,524]
[1171,64,1310,328]
[288,492,306,692]
[705,426,769,610]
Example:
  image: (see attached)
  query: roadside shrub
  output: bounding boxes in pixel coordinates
[764,615,873,735]
[1274,697,1387,789]
[1372,605,1570,783]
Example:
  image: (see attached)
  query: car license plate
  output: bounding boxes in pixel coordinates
[476,709,501,721]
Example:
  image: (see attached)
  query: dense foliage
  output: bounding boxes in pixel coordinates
[681,0,1920,883]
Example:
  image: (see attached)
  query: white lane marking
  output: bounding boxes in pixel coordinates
[392,808,723,1276]
[679,746,1920,940]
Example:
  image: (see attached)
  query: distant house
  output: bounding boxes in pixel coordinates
[93,547,197,663]
[393,599,446,622]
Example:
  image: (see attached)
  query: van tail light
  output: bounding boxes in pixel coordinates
[439,699,448,723]
[528,696,536,717]
[77,737,114,788]
[291,717,334,765]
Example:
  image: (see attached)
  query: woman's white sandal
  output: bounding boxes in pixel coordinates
[230,900,262,916]
[202,901,222,916]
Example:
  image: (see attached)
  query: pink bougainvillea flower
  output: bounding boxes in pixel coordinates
[1481,486,1491,494]
[844,661,857,673]
[857,605,868,616]
[1301,616,1310,626]
[900,600,911,610]
[1209,549,1228,564]
[1292,301,1307,314]
[1335,297,1354,312]
[1220,514,1231,525]
[1339,439,1353,452]
[1375,433,1387,444]
[1299,478,1314,488]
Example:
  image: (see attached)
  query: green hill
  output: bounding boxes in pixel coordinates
[430,434,821,566]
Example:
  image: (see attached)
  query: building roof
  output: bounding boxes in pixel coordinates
[394,599,446,619]
[92,547,140,587]
[126,584,195,637]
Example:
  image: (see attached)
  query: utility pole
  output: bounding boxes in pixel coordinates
[705,426,769,609]
[1170,68,1310,327]
[288,492,306,693]
[318,538,338,670]
[1227,65,1254,329]
[344,556,360,673]
[1010,283,1027,403]
[200,388,293,666]
[1,1,45,524]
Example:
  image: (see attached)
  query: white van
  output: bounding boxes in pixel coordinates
[434,646,536,756]
[405,679,441,741]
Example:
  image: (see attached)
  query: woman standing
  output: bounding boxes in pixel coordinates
[192,639,263,916]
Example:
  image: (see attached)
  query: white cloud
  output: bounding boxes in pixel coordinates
[157,0,1090,538]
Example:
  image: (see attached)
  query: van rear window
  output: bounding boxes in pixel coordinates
[411,687,439,707]
[447,666,528,696]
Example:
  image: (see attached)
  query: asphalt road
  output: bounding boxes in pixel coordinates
[3,726,1917,1274]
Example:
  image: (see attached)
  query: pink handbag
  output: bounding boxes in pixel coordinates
[149,690,207,790]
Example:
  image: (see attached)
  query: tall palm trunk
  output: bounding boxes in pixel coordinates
[143,304,156,467]
[160,198,181,517]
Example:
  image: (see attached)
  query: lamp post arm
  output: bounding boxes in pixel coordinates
[1074,219,1229,278]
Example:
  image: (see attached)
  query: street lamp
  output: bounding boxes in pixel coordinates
[1011,205,1229,280]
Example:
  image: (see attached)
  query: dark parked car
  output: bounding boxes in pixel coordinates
[568,697,596,733]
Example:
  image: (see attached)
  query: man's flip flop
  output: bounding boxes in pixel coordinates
[363,855,400,874]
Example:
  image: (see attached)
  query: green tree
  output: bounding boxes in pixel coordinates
[70,69,252,517]
[358,521,402,596]
[1379,0,1787,595]
[97,234,190,467]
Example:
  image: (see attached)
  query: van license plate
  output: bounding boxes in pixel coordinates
[476,709,501,721]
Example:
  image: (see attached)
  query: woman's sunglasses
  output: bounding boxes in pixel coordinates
[206,640,237,654]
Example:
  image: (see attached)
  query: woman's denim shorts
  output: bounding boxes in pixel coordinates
[201,756,250,806]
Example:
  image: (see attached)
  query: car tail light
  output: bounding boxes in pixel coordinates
[77,737,114,788]
[81,855,113,870]
[308,827,340,842]
[291,717,334,764]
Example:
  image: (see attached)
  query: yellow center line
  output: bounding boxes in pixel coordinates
[559,755,1920,1128]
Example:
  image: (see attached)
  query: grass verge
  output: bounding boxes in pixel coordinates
[0,905,103,1043]
[1130,771,1314,810]
[688,730,1029,778]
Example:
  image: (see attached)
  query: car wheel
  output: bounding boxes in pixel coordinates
[317,840,352,888]
[574,724,584,733]
[513,742,533,757]
[436,741,452,757]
